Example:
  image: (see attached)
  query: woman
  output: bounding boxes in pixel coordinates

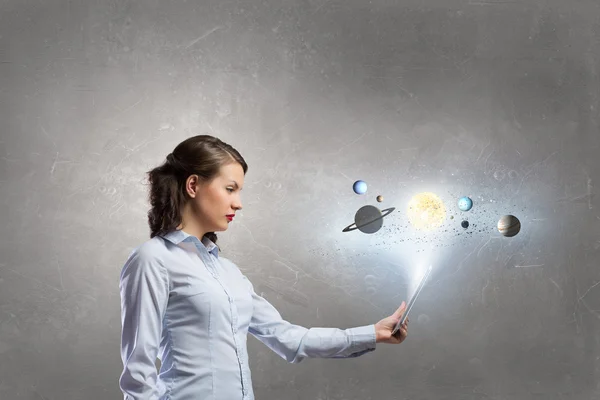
[119,134,409,400]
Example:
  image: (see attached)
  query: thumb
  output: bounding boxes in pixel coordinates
[392,301,406,319]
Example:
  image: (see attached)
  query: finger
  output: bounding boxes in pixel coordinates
[392,301,407,319]
[393,329,406,342]
[394,324,408,336]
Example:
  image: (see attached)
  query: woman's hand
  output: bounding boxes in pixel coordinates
[374,301,409,344]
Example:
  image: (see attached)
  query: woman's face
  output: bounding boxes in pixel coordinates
[188,162,245,233]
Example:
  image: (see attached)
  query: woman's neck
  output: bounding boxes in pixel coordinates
[178,204,208,240]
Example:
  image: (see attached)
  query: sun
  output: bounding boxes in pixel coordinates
[407,192,447,231]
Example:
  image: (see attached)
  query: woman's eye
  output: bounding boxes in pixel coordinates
[227,188,234,192]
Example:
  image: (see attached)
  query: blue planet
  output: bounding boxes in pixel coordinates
[353,180,367,195]
[458,196,473,211]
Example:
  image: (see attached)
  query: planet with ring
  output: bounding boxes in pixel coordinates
[342,205,395,234]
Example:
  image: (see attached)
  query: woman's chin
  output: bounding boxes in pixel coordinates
[215,224,229,232]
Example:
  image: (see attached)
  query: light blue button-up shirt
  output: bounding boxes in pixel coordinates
[119,229,377,400]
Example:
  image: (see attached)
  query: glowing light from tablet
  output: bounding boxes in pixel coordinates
[407,263,428,296]
[407,192,446,231]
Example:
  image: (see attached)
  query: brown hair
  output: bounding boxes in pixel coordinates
[146,134,248,242]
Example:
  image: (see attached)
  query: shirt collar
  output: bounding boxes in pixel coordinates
[162,229,219,258]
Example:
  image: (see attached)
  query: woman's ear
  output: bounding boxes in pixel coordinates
[185,175,199,198]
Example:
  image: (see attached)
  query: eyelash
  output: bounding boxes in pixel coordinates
[226,188,234,193]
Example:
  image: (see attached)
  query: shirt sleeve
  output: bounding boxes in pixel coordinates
[243,276,376,363]
[118,248,169,399]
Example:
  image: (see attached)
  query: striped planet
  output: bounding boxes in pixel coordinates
[497,215,521,237]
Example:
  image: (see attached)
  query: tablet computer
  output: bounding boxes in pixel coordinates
[392,265,433,335]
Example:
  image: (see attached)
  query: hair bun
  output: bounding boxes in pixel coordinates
[166,153,185,173]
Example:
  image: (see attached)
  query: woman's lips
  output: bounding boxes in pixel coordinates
[226,215,234,221]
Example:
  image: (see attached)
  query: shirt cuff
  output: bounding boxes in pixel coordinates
[346,324,377,352]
